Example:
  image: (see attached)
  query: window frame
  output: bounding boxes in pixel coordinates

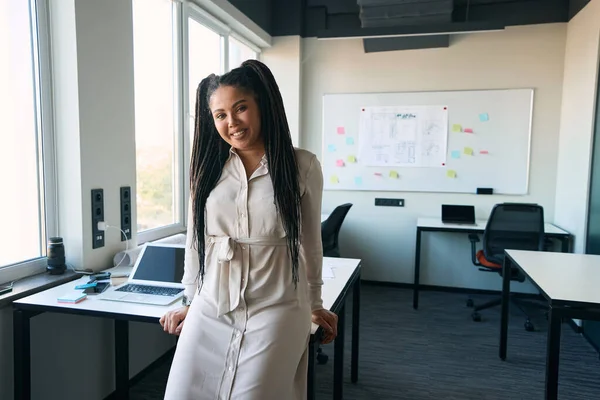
[0,0,58,283]
[181,2,262,228]
[135,0,187,244]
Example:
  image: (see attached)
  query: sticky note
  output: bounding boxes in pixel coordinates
[464,128,474,133]
[451,150,460,159]
[452,124,462,132]
[330,176,339,184]
[346,137,354,145]
[374,172,382,177]
[389,170,399,179]
[336,159,345,167]
[447,170,457,178]
[479,113,489,122]
[337,127,345,135]
[479,150,489,154]
[347,155,357,163]
[354,177,362,185]
[327,144,336,152]
[464,147,474,156]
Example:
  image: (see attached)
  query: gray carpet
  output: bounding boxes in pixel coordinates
[129,284,600,399]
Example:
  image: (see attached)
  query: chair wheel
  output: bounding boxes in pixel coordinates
[472,312,481,322]
[317,352,328,365]
[466,299,474,308]
[524,320,535,332]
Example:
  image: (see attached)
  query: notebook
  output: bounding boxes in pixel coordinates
[98,243,186,306]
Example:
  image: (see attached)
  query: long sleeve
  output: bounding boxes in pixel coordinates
[300,155,324,311]
[182,196,200,302]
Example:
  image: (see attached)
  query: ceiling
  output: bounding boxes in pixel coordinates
[229,0,591,51]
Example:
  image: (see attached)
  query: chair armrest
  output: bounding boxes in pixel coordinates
[469,234,481,266]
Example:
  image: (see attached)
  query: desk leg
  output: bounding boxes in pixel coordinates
[546,307,562,400]
[307,337,317,400]
[499,257,512,360]
[334,304,346,400]
[351,275,360,383]
[413,228,422,309]
[115,320,129,400]
[14,309,31,400]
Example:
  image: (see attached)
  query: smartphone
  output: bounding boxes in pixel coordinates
[84,281,109,295]
[0,285,13,296]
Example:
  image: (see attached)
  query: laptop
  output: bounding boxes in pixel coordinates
[441,204,476,225]
[99,243,186,306]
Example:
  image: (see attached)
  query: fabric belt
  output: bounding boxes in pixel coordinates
[207,236,287,317]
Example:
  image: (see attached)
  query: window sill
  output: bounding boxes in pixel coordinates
[0,270,81,309]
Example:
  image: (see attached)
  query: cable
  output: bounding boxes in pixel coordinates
[97,221,129,268]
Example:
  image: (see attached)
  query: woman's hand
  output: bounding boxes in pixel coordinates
[312,309,338,344]
[160,306,189,336]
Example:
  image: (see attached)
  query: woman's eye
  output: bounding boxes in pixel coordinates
[216,113,225,120]
[237,106,246,113]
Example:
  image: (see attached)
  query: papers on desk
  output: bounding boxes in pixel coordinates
[322,265,335,280]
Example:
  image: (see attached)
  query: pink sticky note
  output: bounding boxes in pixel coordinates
[336,159,345,167]
[374,172,382,177]
[337,127,345,135]
[464,128,474,133]
[479,150,489,154]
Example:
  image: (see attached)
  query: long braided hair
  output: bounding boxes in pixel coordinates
[189,60,302,286]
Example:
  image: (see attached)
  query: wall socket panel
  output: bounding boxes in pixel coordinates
[91,189,105,248]
[375,198,405,207]
[120,186,132,241]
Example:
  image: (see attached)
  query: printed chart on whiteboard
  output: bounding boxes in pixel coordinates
[358,106,448,168]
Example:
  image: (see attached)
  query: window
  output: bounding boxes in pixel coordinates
[228,36,258,70]
[132,0,183,240]
[0,0,55,276]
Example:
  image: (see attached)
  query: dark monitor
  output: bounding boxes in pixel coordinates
[441,204,476,224]
[131,244,185,284]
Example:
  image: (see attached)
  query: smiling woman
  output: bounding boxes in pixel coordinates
[159,60,338,400]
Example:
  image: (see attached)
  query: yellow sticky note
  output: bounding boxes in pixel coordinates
[330,175,339,184]
[447,170,457,178]
[452,124,462,132]
[463,147,474,155]
[389,170,399,179]
[347,155,357,163]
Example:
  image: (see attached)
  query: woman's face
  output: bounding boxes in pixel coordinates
[209,85,263,152]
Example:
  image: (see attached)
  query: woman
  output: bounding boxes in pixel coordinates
[159,59,338,399]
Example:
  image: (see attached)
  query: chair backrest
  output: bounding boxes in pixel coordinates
[321,203,353,255]
[483,203,545,265]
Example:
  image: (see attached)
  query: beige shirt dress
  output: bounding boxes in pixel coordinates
[163,147,324,400]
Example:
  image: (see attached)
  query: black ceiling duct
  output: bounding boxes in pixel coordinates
[357,0,454,28]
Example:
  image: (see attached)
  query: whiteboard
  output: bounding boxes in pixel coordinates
[322,89,533,195]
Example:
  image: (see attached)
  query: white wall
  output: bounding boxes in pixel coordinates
[300,24,567,292]
[261,36,302,146]
[554,0,600,253]
[0,1,175,399]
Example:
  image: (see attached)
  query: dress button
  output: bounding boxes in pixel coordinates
[241,213,245,217]
[228,366,233,371]
[242,246,246,250]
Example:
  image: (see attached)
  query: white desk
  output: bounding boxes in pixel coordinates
[413,217,573,309]
[13,257,361,400]
[500,250,600,400]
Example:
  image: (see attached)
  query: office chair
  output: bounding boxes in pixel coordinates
[467,203,547,332]
[321,203,353,258]
[317,203,353,365]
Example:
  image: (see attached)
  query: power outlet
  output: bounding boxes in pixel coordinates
[375,198,405,207]
[120,186,132,241]
[91,189,104,248]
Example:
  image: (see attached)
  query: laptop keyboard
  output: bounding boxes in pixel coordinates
[116,284,183,297]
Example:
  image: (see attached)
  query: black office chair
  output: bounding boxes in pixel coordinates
[468,203,547,331]
[321,203,353,258]
[317,203,352,365]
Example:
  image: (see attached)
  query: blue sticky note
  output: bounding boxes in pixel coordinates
[479,113,489,122]
[451,150,460,159]
[354,177,362,185]
[346,137,354,145]
[327,144,336,152]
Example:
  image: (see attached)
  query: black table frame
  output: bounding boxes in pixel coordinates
[499,252,600,400]
[13,266,361,400]
[412,224,572,309]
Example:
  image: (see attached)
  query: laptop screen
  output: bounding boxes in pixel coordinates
[132,245,185,283]
[442,205,475,223]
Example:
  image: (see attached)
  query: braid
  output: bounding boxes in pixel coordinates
[240,60,302,287]
[189,75,230,284]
